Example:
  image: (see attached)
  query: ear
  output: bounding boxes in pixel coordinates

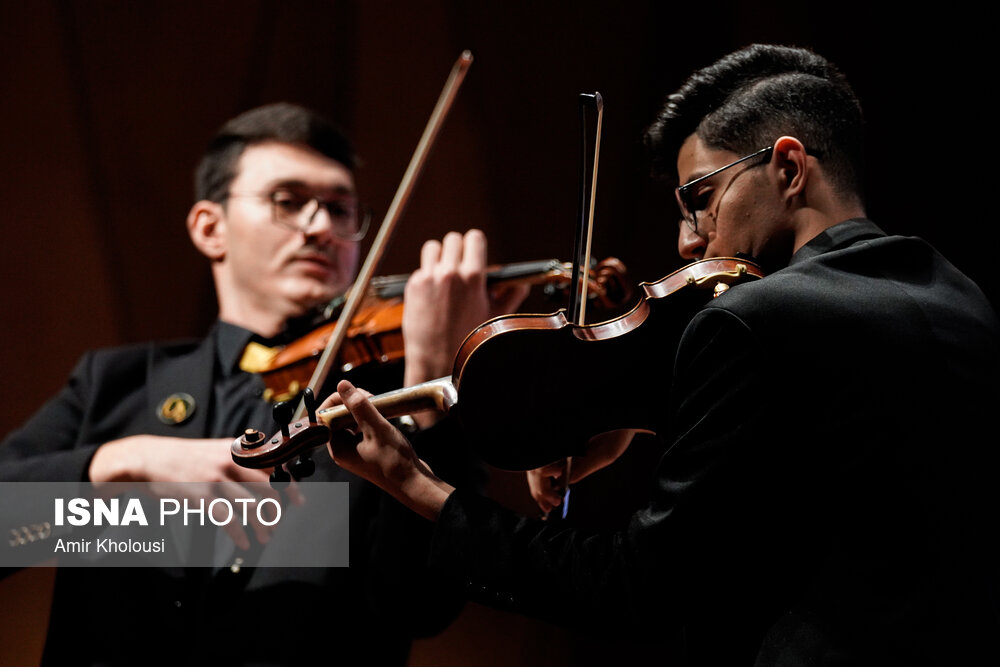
[187,200,227,261]
[772,136,810,200]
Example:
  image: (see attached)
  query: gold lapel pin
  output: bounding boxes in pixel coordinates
[156,392,196,425]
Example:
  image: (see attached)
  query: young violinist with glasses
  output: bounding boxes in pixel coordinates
[322,45,1000,666]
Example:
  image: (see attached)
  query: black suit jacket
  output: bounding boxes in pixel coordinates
[1,328,473,665]
[429,219,1000,666]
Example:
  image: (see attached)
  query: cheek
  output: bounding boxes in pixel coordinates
[701,212,744,257]
[335,245,360,286]
[341,244,360,273]
[249,234,287,271]
[231,228,288,283]
[714,187,759,237]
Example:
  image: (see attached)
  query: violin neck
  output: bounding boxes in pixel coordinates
[315,377,457,430]
[369,259,563,300]
[485,259,563,284]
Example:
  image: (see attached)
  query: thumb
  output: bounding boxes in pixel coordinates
[536,458,569,479]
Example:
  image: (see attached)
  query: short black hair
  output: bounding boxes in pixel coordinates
[194,102,357,203]
[644,44,865,200]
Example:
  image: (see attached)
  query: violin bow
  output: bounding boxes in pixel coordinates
[293,51,474,420]
[569,92,604,325]
[550,91,604,519]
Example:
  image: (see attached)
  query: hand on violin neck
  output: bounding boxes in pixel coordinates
[402,230,490,385]
[326,380,453,521]
[401,230,528,428]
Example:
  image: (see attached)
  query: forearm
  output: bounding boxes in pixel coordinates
[429,487,671,633]
[0,445,100,482]
[87,436,148,483]
[0,364,97,482]
[394,461,454,521]
[331,429,455,521]
[401,357,448,431]
[328,379,458,520]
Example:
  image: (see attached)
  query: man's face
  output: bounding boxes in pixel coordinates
[218,141,360,319]
[674,134,788,264]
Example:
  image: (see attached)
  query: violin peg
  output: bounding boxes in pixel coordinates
[269,465,291,489]
[236,428,267,450]
[301,387,317,422]
[272,400,295,437]
[290,453,315,480]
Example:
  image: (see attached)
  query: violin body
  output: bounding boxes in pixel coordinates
[450,257,764,470]
[260,299,407,402]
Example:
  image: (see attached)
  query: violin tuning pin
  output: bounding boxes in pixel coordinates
[301,387,317,422]
[237,428,266,450]
[290,453,315,480]
[272,400,295,436]
[269,465,291,489]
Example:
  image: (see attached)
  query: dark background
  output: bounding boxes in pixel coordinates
[1,1,994,664]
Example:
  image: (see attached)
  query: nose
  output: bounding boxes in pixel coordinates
[301,203,344,246]
[677,221,706,261]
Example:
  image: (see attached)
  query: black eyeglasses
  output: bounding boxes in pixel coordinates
[227,189,372,241]
[675,146,773,234]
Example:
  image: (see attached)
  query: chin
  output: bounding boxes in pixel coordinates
[277,269,348,307]
[298,281,347,308]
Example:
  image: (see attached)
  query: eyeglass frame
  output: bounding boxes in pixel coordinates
[675,145,774,235]
[225,189,372,242]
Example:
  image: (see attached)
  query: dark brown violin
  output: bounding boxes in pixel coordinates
[253,256,632,403]
[232,257,764,477]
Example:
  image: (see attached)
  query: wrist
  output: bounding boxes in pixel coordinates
[88,440,125,483]
[88,436,145,483]
[403,350,450,388]
[397,464,453,521]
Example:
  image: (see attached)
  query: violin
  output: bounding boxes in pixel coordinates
[254,256,632,403]
[231,257,764,479]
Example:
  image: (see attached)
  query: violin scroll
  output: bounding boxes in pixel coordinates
[589,257,632,309]
[235,388,329,484]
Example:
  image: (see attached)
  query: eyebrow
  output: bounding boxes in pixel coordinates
[266,179,357,196]
[681,170,710,185]
[679,146,774,191]
[678,164,722,188]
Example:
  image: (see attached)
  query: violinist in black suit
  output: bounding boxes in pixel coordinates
[323,45,1000,666]
[0,102,527,665]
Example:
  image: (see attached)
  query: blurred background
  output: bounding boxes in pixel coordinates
[1,1,993,664]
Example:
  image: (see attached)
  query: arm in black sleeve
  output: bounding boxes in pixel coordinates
[359,414,488,637]
[0,352,102,482]
[425,306,770,636]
